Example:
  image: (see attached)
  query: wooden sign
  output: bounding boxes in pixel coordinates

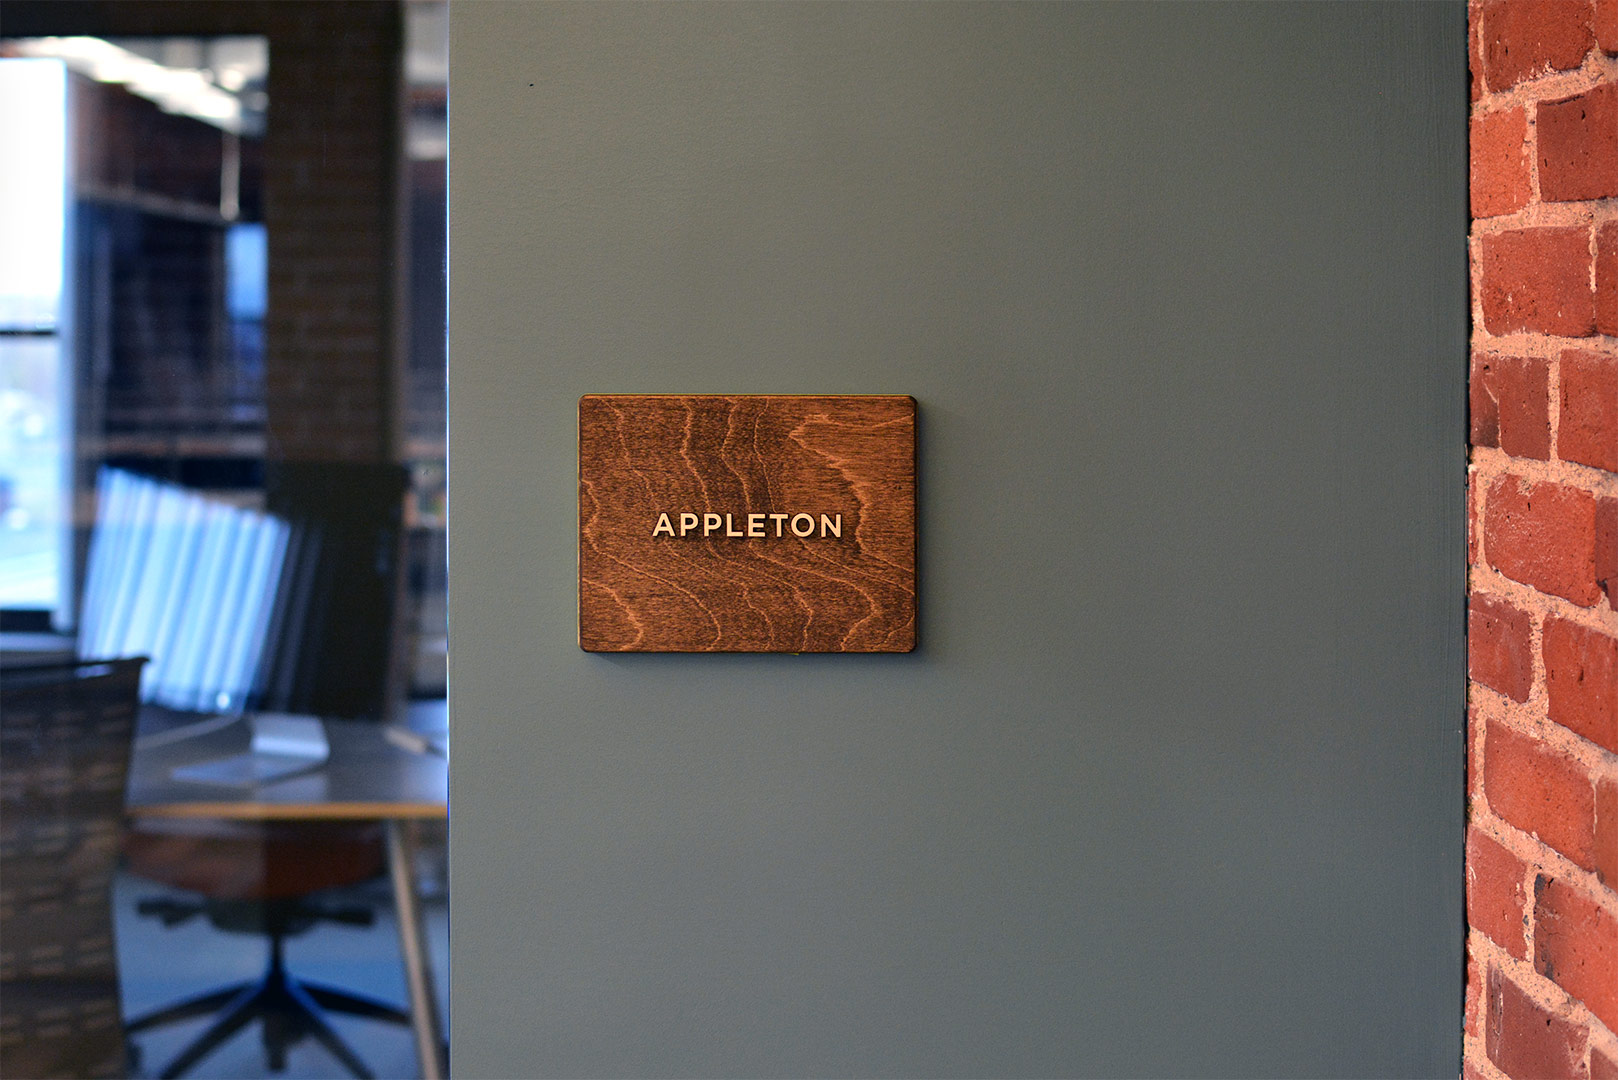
[579,395,916,652]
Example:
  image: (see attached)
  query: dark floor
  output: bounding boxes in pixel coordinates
[115,870,448,1080]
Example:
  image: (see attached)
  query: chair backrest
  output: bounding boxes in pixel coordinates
[255,461,408,719]
[0,657,146,1080]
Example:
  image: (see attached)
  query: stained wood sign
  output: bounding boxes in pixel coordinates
[579,395,916,652]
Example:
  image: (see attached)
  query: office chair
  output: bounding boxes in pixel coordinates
[0,657,146,1080]
[119,460,417,1079]
[122,820,411,1079]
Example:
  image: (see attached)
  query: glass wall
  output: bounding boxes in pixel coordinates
[0,59,70,622]
[1,6,448,1077]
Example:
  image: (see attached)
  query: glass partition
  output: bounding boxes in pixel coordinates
[0,59,71,625]
[1,8,448,1077]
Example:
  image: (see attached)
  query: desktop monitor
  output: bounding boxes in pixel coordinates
[77,461,407,719]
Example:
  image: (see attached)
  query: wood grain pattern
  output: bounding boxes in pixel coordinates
[579,395,916,652]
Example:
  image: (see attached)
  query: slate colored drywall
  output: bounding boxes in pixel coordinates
[448,4,1466,1076]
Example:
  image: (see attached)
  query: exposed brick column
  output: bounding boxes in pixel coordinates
[262,1,404,463]
[1466,4,1618,1079]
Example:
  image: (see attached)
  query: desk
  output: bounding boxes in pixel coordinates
[125,709,447,1080]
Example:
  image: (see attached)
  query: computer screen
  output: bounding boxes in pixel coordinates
[78,467,288,712]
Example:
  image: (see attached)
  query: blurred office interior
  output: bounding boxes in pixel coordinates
[0,3,448,1077]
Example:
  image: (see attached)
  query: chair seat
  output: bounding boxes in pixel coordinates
[123,819,400,1077]
[124,820,385,901]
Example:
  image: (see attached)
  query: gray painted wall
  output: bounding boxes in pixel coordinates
[448,4,1466,1076]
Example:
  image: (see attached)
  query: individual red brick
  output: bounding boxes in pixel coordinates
[1598,498,1618,609]
[1594,1043,1618,1080]
[1539,84,1618,202]
[1473,107,1533,217]
[1501,362,1553,456]
[1559,349,1618,472]
[1597,223,1618,337]
[1467,943,1484,1038]
[1487,964,1591,1080]
[1469,826,1532,956]
[1474,356,1503,450]
[1544,617,1618,752]
[1599,0,1618,54]
[1480,0,1596,90]
[1472,0,1486,98]
[1486,475,1606,605]
[1496,355,1553,459]
[1485,718,1597,869]
[1470,593,1536,701]
[1479,227,1597,338]
[1535,875,1618,1033]
[1470,479,1481,565]
[1597,778,1618,888]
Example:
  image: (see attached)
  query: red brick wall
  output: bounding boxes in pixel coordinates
[261,1,404,463]
[1467,3,1618,1078]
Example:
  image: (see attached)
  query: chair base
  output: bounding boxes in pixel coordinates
[126,937,410,1079]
